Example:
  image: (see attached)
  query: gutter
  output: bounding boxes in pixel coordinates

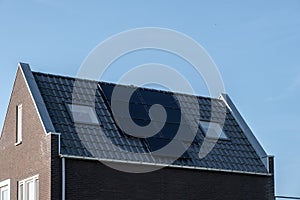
[59,154,272,177]
[52,128,271,179]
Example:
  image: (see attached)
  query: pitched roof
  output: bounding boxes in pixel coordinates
[20,63,269,174]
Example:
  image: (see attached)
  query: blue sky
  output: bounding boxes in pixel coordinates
[0,0,299,197]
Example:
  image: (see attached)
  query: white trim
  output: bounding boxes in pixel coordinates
[46,132,61,155]
[14,141,22,146]
[18,175,39,200]
[0,179,10,188]
[15,104,23,145]
[46,132,61,136]
[0,179,10,200]
[60,154,272,176]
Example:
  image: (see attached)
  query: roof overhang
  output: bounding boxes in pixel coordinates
[219,93,270,171]
[19,62,55,134]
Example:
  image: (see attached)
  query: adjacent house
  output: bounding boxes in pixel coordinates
[0,63,275,200]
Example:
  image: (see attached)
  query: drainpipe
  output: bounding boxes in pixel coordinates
[62,157,65,200]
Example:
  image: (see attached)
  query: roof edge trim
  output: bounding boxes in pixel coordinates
[59,154,272,176]
[18,62,55,134]
[219,93,269,170]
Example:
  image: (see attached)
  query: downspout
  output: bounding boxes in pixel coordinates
[56,132,65,200]
[62,157,65,200]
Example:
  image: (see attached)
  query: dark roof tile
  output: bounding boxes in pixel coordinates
[32,72,267,174]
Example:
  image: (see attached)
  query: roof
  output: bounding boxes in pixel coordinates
[20,63,269,175]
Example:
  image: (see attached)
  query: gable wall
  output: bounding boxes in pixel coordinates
[0,68,52,200]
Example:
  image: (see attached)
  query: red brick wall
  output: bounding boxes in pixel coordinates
[0,68,52,200]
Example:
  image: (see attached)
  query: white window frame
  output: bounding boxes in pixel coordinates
[0,179,10,200]
[18,175,39,200]
[15,104,23,145]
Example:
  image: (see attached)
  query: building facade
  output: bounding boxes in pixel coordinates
[0,63,274,200]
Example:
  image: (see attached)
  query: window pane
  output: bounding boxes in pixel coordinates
[19,184,23,200]
[26,181,34,200]
[67,104,99,124]
[200,121,228,139]
[1,189,8,200]
[35,179,39,200]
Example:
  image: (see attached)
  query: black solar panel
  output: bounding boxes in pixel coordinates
[100,83,184,152]
[32,72,268,173]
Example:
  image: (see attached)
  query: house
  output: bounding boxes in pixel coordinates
[0,63,274,200]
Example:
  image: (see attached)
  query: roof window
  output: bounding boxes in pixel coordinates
[67,104,99,125]
[199,121,229,140]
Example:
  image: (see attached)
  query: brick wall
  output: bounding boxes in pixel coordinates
[0,68,51,200]
[0,67,275,200]
[65,158,274,200]
[50,134,62,200]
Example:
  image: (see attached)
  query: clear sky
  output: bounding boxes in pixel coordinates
[0,0,299,197]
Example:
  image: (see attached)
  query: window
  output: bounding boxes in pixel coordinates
[16,104,22,145]
[0,179,10,200]
[67,104,99,124]
[200,121,229,140]
[18,175,39,200]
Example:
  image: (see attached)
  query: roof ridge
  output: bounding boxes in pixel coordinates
[32,67,269,174]
[32,71,222,101]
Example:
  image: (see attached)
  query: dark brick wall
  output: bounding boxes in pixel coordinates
[51,134,62,200]
[0,68,51,200]
[268,156,275,199]
[65,158,274,200]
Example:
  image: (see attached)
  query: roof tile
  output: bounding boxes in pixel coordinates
[33,72,267,174]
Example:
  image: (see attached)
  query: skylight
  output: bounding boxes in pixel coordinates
[67,104,99,125]
[199,121,229,140]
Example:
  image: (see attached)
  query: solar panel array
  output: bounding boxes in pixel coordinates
[33,72,268,173]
